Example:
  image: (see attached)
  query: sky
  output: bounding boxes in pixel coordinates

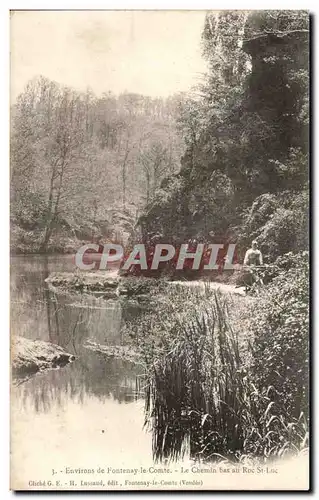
[10,10,208,101]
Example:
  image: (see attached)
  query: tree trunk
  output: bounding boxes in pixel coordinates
[39,159,66,253]
[121,137,130,209]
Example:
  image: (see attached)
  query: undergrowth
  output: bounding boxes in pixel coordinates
[133,270,309,464]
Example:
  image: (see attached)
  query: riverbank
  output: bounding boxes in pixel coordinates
[45,268,247,298]
[10,230,81,255]
[84,340,142,365]
[123,262,309,464]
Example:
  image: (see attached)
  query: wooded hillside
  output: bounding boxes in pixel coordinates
[11,81,184,252]
[11,10,309,263]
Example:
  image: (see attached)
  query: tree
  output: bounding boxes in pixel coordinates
[37,84,86,251]
[139,142,169,204]
[11,77,183,253]
[139,10,309,258]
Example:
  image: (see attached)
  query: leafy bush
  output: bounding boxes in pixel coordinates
[249,257,309,419]
[274,251,309,271]
[239,190,308,262]
[11,191,48,230]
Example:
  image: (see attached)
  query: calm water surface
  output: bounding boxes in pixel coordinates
[11,255,152,485]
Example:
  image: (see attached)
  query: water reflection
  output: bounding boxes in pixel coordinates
[11,255,145,409]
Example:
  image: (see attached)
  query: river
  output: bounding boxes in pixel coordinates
[10,255,153,487]
[10,255,308,492]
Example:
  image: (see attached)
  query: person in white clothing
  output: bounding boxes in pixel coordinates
[244,240,263,266]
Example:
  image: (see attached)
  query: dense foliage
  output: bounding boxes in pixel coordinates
[11,11,309,262]
[250,253,309,419]
[140,11,309,262]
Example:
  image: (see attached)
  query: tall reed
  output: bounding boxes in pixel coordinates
[144,289,308,463]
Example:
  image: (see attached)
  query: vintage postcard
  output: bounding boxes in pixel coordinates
[10,10,309,491]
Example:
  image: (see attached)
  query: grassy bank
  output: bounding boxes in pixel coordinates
[125,256,309,464]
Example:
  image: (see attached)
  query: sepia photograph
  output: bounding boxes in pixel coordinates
[10,9,309,491]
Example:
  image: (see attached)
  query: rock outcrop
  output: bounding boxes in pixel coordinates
[11,336,75,381]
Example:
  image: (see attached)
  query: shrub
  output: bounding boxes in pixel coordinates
[249,257,309,420]
[239,190,308,262]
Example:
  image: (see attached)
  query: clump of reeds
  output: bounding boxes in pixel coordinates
[144,289,308,463]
